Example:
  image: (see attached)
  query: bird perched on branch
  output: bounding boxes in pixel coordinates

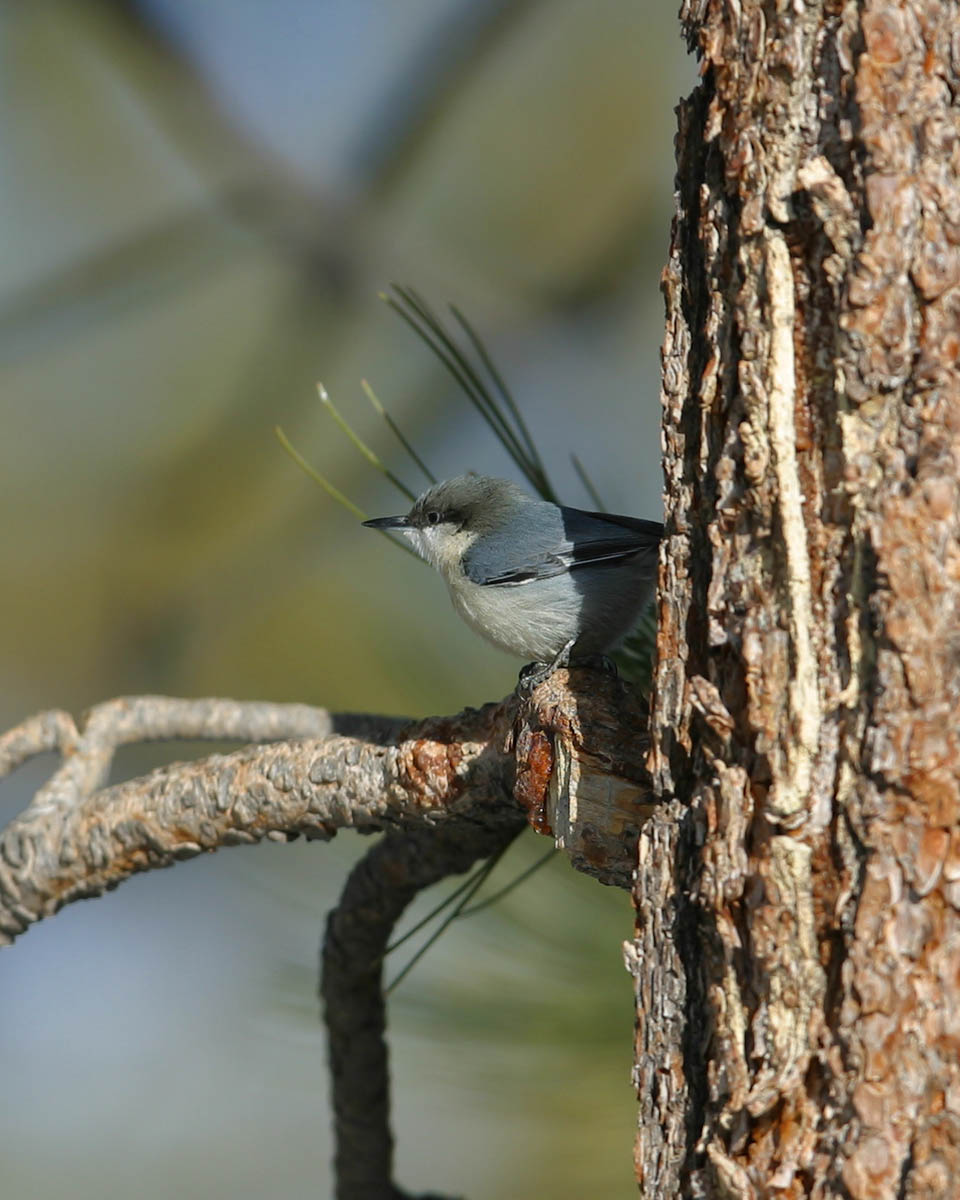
[363,474,662,678]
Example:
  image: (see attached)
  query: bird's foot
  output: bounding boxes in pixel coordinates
[516,662,550,694]
[517,647,620,695]
[516,638,575,695]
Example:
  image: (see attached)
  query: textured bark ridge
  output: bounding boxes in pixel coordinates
[633,1,960,1196]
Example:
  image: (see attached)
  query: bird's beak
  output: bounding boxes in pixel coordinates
[362,514,411,530]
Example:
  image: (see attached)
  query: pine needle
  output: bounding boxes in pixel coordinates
[449,302,545,480]
[274,425,419,560]
[275,425,367,520]
[385,860,497,956]
[383,843,557,992]
[317,383,417,501]
[385,849,506,994]
[571,453,608,512]
[397,286,534,473]
[381,286,553,498]
[457,847,556,917]
[361,378,436,486]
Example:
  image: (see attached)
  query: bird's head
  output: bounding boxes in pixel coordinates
[362,474,530,572]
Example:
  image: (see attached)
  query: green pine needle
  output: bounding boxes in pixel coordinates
[382,843,558,994]
[317,383,417,502]
[385,851,504,995]
[448,302,544,476]
[361,378,436,486]
[274,425,368,520]
[380,285,556,502]
[456,847,557,917]
[571,453,608,512]
[274,424,419,560]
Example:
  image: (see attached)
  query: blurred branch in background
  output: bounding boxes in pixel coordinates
[2,0,646,360]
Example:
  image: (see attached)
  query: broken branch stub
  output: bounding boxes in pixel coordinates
[515,669,656,888]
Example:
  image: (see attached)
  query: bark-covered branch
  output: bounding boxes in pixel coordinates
[0,695,403,810]
[0,696,514,946]
[323,826,522,1200]
[0,671,653,946]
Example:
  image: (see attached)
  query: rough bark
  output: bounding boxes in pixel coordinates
[632,1,960,1196]
[0,698,511,945]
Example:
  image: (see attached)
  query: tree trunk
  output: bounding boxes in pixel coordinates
[632,1,960,1195]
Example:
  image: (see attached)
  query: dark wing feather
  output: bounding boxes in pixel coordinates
[463,503,663,587]
[571,508,665,538]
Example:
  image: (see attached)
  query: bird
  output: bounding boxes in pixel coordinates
[362,474,662,677]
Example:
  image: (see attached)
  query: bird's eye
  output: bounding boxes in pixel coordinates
[426,510,442,525]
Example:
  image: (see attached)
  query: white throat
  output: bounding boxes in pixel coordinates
[402,525,476,577]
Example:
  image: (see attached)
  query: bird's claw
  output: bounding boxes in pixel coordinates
[516,645,619,696]
[516,661,552,694]
[516,638,576,695]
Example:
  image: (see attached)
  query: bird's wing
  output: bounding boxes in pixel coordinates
[463,504,663,588]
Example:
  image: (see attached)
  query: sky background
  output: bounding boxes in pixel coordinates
[0,2,693,1196]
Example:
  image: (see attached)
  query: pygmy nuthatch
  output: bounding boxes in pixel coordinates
[363,475,662,669]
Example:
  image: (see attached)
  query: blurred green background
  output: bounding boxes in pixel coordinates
[0,2,691,1196]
